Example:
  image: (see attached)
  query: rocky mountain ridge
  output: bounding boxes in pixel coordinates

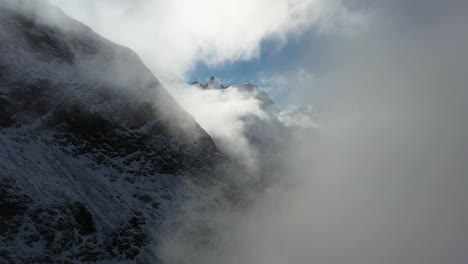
[0,2,224,263]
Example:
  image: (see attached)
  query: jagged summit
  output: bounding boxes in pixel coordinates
[192,76,226,89]
[207,76,224,89]
[191,77,256,91]
[190,77,280,115]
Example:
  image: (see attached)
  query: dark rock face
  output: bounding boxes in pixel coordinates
[71,202,96,235]
[0,2,223,263]
[0,177,33,241]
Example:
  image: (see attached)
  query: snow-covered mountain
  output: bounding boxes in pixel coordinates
[191,76,226,90]
[192,77,279,115]
[0,2,224,263]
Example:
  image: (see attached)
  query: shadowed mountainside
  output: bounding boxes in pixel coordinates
[0,2,224,263]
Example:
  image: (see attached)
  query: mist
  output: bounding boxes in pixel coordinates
[155,1,468,263]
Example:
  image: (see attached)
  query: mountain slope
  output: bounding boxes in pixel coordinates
[0,2,222,263]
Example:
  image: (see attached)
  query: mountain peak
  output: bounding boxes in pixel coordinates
[207,76,224,89]
[191,77,226,89]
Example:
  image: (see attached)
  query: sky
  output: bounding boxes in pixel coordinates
[48,0,365,108]
[185,29,332,106]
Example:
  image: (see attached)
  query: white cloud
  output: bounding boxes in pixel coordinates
[257,67,317,105]
[49,0,364,77]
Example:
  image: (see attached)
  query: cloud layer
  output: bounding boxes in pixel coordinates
[49,0,363,77]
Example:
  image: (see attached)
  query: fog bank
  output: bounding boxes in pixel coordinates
[156,1,468,263]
